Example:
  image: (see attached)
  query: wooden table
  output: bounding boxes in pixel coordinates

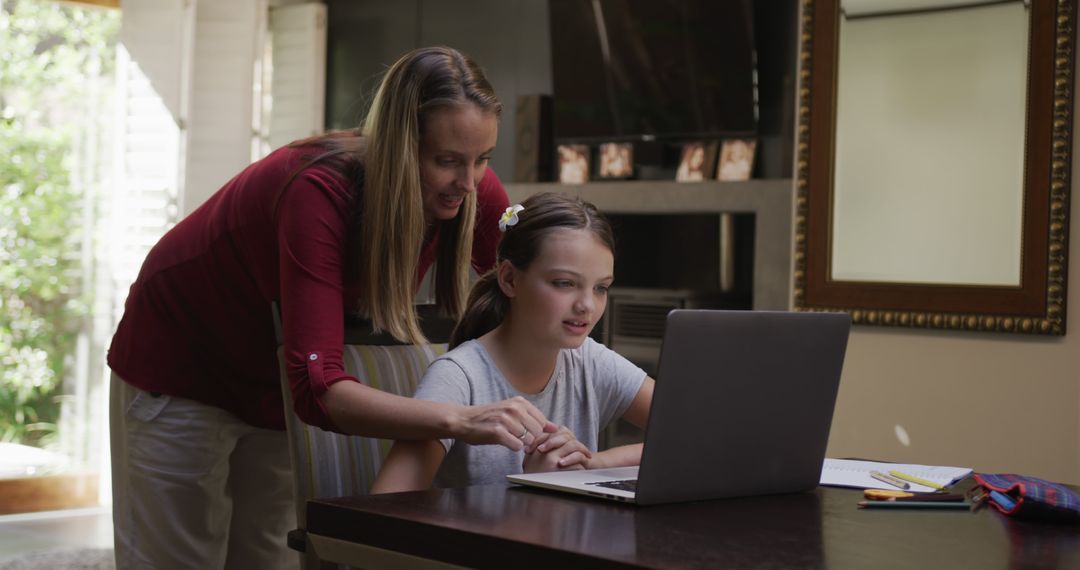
[303,483,1080,569]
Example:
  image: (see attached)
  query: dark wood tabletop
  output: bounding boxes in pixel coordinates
[305,482,1080,569]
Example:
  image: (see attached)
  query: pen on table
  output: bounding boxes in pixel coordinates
[888,470,946,491]
[870,470,910,490]
[865,492,966,502]
[858,500,969,510]
[864,489,965,502]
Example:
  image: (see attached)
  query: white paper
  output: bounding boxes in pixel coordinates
[820,458,973,493]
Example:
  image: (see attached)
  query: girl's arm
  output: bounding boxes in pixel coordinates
[582,375,655,469]
[370,439,447,494]
[619,375,654,428]
[586,443,643,469]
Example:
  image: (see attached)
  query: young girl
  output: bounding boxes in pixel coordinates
[372,192,656,492]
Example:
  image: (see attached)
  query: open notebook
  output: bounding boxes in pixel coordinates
[821,459,973,493]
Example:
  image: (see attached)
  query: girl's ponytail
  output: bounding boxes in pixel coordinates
[449,269,508,349]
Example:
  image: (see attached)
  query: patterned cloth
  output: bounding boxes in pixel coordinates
[277,341,447,528]
[974,473,1080,523]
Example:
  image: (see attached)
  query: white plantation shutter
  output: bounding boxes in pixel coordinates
[110,0,193,310]
[108,46,188,326]
[268,2,327,149]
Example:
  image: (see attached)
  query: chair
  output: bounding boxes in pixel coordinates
[272,304,454,569]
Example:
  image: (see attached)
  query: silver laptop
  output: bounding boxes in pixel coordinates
[507,309,850,505]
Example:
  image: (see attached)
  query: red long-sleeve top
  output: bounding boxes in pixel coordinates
[107,145,508,432]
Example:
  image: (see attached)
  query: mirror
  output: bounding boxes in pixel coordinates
[794,0,1075,335]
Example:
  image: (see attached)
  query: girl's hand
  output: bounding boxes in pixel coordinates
[453,397,558,451]
[522,425,594,473]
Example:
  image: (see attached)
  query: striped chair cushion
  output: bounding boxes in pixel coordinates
[278,342,447,527]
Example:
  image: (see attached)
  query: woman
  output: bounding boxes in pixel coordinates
[108,46,554,569]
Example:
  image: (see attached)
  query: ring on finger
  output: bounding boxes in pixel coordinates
[517,428,528,440]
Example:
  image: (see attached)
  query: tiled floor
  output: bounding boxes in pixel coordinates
[0,507,112,562]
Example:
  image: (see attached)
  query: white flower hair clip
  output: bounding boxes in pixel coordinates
[499,204,525,232]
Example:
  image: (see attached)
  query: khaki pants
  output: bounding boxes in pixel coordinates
[110,373,298,570]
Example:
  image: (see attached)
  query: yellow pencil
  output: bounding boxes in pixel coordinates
[888,470,945,490]
[864,489,914,500]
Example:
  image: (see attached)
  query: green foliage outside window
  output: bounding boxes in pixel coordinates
[0,0,118,447]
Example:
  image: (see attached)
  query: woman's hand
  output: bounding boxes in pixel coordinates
[522,425,594,473]
[453,396,558,451]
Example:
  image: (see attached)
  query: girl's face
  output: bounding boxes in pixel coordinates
[501,228,614,350]
[419,104,498,223]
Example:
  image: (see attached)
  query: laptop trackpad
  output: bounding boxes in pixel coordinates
[583,466,639,481]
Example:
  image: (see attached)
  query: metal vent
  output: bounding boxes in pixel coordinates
[612,303,673,339]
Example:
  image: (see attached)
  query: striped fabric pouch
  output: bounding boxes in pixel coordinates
[972,473,1080,523]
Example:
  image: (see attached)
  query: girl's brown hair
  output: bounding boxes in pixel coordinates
[288,46,502,344]
[450,192,615,348]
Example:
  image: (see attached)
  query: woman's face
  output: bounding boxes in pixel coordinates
[418,104,499,223]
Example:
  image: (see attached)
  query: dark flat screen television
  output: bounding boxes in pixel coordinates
[549,0,757,142]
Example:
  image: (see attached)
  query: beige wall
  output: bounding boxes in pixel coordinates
[823,91,1080,483]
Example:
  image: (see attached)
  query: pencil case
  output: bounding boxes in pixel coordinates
[972,473,1080,523]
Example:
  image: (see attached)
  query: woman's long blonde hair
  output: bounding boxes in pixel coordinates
[289,46,501,344]
[361,46,501,344]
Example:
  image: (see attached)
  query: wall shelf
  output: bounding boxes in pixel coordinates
[505,179,794,311]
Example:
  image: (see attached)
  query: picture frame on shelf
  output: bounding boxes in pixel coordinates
[557,144,591,184]
[596,142,634,179]
[717,139,757,181]
[675,141,719,182]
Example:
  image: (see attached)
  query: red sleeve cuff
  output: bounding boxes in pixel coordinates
[290,350,357,433]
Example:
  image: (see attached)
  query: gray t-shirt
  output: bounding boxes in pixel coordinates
[413,337,647,488]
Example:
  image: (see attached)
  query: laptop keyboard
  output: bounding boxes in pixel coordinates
[586,479,637,492]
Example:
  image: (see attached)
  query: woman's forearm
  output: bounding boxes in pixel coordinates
[321,381,462,439]
[320,380,556,449]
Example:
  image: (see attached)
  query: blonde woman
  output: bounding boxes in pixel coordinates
[107,46,555,569]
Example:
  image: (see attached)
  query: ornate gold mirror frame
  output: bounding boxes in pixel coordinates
[794,0,1076,335]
